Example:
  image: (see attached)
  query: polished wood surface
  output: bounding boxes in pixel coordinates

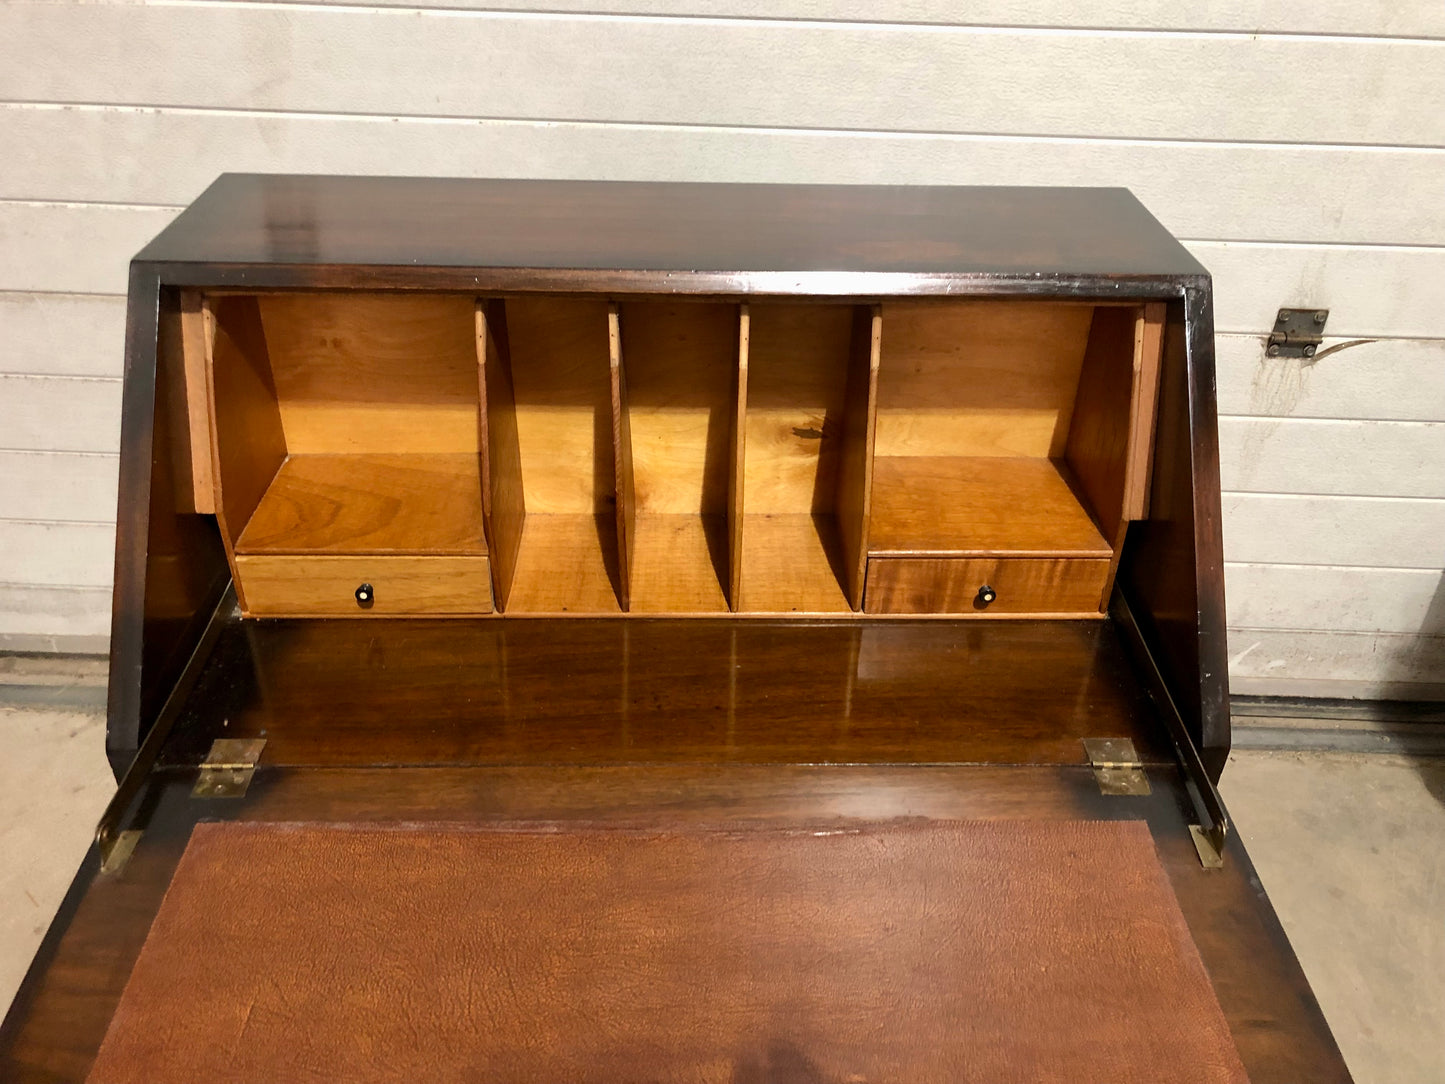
[865,556,1110,616]
[151,616,1166,768]
[137,177,1207,282]
[868,456,1113,558]
[234,555,493,617]
[728,306,749,610]
[234,453,488,556]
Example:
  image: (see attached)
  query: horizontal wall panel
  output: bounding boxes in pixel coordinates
[4,105,1445,247]
[1217,335,1445,422]
[1223,494,1445,569]
[1189,241,1445,338]
[0,583,111,640]
[2,6,1442,146]
[0,375,123,454]
[281,0,1445,37]
[1225,564,1445,634]
[0,202,176,295]
[8,202,1445,341]
[0,452,119,523]
[1219,418,1445,497]
[1226,628,1445,691]
[0,291,127,377]
[0,522,115,588]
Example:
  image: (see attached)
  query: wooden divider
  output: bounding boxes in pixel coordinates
[728,306,750,611]
[837,305,882,610]
[476,299,525,611]
[608,303,634,612]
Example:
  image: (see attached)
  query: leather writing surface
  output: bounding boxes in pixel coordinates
[87,819,1248,1084]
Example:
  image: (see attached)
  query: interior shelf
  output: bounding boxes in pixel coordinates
[739,513,851,613]
[505,513,622,613]
[867,456,1112,558]
[627,514,730,613]
[235,453,487,556]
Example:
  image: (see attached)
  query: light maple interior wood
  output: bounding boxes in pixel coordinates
[869,300,1156,577]
[201,292,1160,619]
[739,304,857,612]
[499,297,622,613]
[207,292,490,615]
[235,454,486,556]
[614,300,740,613]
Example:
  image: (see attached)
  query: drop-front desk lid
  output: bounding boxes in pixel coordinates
[0,178,1350,1084]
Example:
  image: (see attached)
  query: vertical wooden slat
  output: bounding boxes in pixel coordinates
[1126,302,1168,520]
[206,296,287,614]
[835,304,881,611]
[476,299,526,611]
[608,303,635,612]
[728,305,750,611]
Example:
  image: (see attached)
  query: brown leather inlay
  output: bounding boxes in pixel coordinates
[87,820,1248,1084]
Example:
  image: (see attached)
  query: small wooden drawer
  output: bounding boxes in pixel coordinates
[235,555,494,617]
[863,557,1109,616]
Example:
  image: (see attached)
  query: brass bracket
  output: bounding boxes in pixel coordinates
[1189,825,1226,870]
[193,738,267,798]
[1083,737,1151,796]
[98,829,143,876]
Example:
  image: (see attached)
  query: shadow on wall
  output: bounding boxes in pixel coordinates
[1387,573,1445,809]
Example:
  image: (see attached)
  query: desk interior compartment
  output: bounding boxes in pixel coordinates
[207,292,491,617]
[866,300,1164,615]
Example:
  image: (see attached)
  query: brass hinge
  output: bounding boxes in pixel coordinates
[192,738,267,798]
[1082,737,1151,796]
[98,829,143,876]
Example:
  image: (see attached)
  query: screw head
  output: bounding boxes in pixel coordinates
[1267,344,1281,357]
[1314,311,1327,324]
[1303,344,1317,358]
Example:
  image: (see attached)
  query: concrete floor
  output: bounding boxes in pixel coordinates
[0,655,1442,1082]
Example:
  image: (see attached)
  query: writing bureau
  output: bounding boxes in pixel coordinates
[0,177,1353,1083]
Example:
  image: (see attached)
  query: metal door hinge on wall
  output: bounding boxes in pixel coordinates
[1268,309,1328,358]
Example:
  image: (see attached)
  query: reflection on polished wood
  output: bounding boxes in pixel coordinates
[156,616,1164,768]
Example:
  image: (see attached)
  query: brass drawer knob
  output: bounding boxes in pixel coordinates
[976,584,997,606]
[355,583,375,609]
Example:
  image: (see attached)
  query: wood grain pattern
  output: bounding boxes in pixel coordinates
[256,292,480,455]
[618,301,739,514]
[875,301,1094,459]
[835,306,880,610]
[628,514,729,613]
[206,295,287,610]
[505,514,624,614]
[233,453,487,556]
[1126,303,1167,519]
[742,303,854,513]
[476,300,526,610]
[156,289,214,515]
[234,554,493,617]
[507,297,616,513]
[738,513,850,613]
[868,457,1111,558]
[1063,305,1138,541]
[609,304,634,612]
[864,556,1110,615]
